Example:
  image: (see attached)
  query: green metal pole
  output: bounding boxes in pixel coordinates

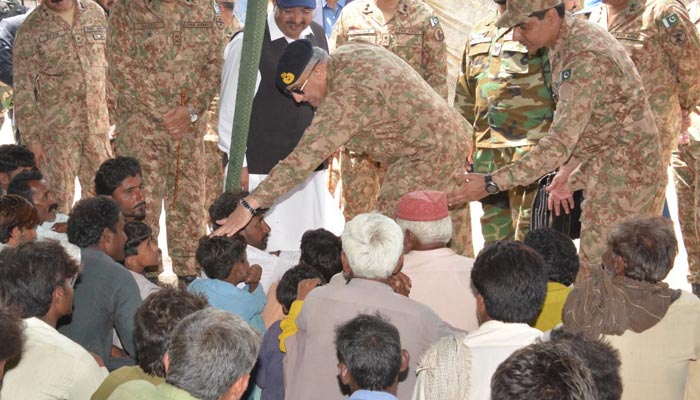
[225,0,267,191]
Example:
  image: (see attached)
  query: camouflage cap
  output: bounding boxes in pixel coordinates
[496,0,562,28]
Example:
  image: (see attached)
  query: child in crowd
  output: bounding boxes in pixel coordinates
[188,235,266,333]
[123,221,161,299]
[336,314,410,400]
[256,265,324,400]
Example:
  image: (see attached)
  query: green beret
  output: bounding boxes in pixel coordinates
[276,39,314,91]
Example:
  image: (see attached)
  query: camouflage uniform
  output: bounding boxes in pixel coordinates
[458,12,554,242]
[13,0,112,212]
[678,0,700,286]
[107,0,224,276]
[492,14,666,268]
[590,0,700,166]
[330,0,448,220]
[250,43,473,256]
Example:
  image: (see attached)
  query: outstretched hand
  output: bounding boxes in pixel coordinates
[546,171,574,216]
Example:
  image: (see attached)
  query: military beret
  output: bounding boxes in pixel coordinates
[276,39,314,91]
[277,0,316,9]
[496,0,562,28]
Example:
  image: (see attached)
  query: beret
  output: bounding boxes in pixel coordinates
[276,39,314,91]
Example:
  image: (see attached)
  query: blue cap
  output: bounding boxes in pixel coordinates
[277,0,316,8]
[573,0,601,15]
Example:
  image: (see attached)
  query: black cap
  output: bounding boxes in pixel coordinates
[276,39,314,91]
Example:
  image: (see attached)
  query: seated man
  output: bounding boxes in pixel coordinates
[336,314,410,400]
[0,194,38,249]
[94,156,146,223]
[110,308,261,400]
[58,196,142,371]
[563,216,700,400]
[0,241,108,398]
[524,227,579,331]
[188,235,266,333]
[413,241,547,400]
[395,190,478,331]
[91,287,209,400]
[0,305,23,381]
[491,340,596,400]
[209,191,299,291]
[257,265,324,400]
[284,213,457,400]
[0,144,35,194]
[7,169,80,261]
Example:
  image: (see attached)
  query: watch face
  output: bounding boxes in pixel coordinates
[486,184,499,195]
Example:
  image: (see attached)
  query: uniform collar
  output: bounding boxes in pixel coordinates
[362,0,409,22]
[268,11,314,42]
[40,0,85,22]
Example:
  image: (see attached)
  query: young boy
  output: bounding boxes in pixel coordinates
[336,314,410,400]
[256,265,324,400]
[123,221,161,299]
[188,235,266,333]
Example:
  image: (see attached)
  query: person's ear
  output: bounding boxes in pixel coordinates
[163,352,170,374]
[0,172,10,188]
[9,226,21,243]
[227,374,250,399]
[338,362,351,386]
[403,229,418,254]
[392,255,404,275]
[399,349,410,374]
[613,254,626,277]
[53,285,65,306]
[341,251,351,275]
[101,226,114,245]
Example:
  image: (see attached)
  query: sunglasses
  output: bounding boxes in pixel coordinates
[286,59,320,96]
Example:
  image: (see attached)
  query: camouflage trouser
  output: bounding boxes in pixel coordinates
[43,130,113,213]
[673,140,700,284]
[116,121,206,277]
[373,147,473,258]
[340,149,387,220]
[473,146,538,242]
[578,184,666,271]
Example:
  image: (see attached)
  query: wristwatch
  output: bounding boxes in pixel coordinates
[485,174,500,195]
[187,105,199,123]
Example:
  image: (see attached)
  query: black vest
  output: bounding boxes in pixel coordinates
[246,21,328,174]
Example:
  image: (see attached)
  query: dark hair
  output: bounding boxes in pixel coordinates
[7,169,44,204]
[530,2,566,19]
[276,264,326,311]
[0,241,79,318]
[0,306,24,362]
[550,329,622,400]
[94,156,142,196]
[208,191,248,230]
[124,221,152,257]
[195,235,246,280]
[67,196,122,248]
[607,216,677,283]
[0,145,35,173]
[472,241,547,323]
[0,195,39,244]
[524,228,579,286]
[299,228,342,282]
[133,287,208,377]
[491,341,596,400]
[335,313,402,391]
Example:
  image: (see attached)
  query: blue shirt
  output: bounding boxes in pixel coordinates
[234,0,247,24]
[322,0,345,37]
[187,278,266,334]
[349,390,398,400]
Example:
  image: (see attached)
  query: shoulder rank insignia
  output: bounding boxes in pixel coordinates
[662,13,680,28]
[560,68,572,81]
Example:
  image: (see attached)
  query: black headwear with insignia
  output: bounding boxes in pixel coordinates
[276,39,314,91]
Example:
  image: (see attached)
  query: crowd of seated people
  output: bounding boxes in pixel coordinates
[0,144,697,400]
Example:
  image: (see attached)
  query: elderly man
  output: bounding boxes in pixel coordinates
[107,0,224,281]
[0,194,38,249]
[395,190,477,332]
[0,241,108,399]
[95,157,146,223]
[59,196,141,371]
[219,0,342,252]
[563,216,700,400]
[215,40,473,256]
[110,308,260,400]
[413,241,546,400]
[13,0,112,212]
[449,0,666,269]
[283,213,457,400]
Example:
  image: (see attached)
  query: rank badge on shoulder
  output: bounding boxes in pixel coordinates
[560,68,572,81]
